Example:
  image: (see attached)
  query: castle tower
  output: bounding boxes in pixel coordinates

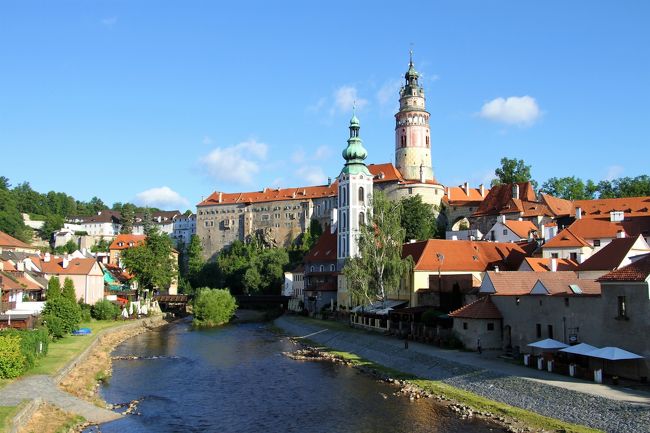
[395,51,434,182]
[337,112,373,267]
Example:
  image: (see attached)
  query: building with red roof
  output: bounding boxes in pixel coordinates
[28,254,104,305]
[303,228,338,313]
[109,234,147,265]
[0,230,40,254]
[449,296,503,350]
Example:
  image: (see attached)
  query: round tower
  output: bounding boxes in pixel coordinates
[395,51,434,182]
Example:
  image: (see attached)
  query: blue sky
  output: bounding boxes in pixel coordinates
[1,1,648,211]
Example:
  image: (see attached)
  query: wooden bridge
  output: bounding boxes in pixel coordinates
[154,294,189,315]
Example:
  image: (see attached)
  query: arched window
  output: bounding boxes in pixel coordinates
[359,212,365,226]
[320,265,324,272]
[358,186,364,203]
[342,186,347,205]
[342,212,347,230]
[310,266,315,272]
[330,264,335,272]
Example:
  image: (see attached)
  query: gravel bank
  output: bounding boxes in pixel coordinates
[276,316,650,433]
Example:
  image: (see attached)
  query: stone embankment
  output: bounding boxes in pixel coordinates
[276,316,650,433]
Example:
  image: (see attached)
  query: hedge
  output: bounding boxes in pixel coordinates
[0,335,27,378]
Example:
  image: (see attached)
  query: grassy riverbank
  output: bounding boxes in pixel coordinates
[0,405,19,433]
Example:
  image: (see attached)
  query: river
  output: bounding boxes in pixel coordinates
[86,320,496,433]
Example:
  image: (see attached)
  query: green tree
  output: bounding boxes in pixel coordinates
[492,157,537,189]
[46,277,62,300]
[39,214,64,241]
[187,234,205,284]
[91,237,110,253]
[540,176,598,200]
[400,195,437,241]
[0,189,32,242]
[43,277,81,338]
[121,229,177,293]
[609,175,650,198]
[141,208,153,236]
[0,176,9,190]
[120,203,136,234]
[343,191,413,306]
[192,288,238,327]
[62,277,77,303]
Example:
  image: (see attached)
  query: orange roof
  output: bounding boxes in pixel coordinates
[522,257,579,272]
[598,253,650,282]
[503,220,539,238]
[449,296,502,319]
[0,260,16,271]
[31,256,98,276]
[473,182,537,217]
[543,228,591,248]
[198,184,338,207]
[367,163,405,183]
[305,229,337,263]
[574,197,650,219]
[109,234,147,251]
[578,236,649,272]
[562,216,650,241]
[483,271,600,296]
[540,194,575,217]
[0,230,31,249]
[444,185,489,205]
[402,239,527,272]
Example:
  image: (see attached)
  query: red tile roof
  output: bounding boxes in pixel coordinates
[444,185,489,205]
[402,239,528,272]
[503,220,539,239]
[0,230,31,249]
[367,163,405,183]
[198,184,338,207]
[543,228,591,248]
[574,197,650,219]
[472,182,537,217]
[109,234,146,251]
[577,235,649,272]
[522,257,579,272]
[30,255,99,276]
[0,271,43,291]
[304,230,337,263]
[483,271,601,296]
[540,194,575,217]
[597,253,650,282]
[449,296,502,319]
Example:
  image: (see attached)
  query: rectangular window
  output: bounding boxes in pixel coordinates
[503,229,508,235]
[564,297,569,307]
[594,239,601,247]
[487,323,494,331]
[618,296,627,318]
[547,325,554,339]
[536,323,542,338]
[570,252,578,261]
[463,322,468,330]
[551,253,559,258]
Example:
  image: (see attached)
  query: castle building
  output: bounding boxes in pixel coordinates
[196,54,453,260]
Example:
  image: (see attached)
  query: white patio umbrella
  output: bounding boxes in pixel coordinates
[559,343,598,356]
[527,338,569,350]
[586,347,643,360]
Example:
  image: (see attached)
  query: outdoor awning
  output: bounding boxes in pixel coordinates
[527,338,569,350]
[351,300,407,314]
[586,347,644,361]
[559,343,599,356]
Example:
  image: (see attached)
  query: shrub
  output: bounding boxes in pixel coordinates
[44,315,66,339]
[91,299,120,320]
[43,296,81,338]
[2,328,49,370]
[79,302,92,323]
[0,335,27,378]
[192,288,237,327]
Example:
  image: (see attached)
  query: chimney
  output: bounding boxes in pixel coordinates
[218,192,223,203]
[500,215,506,224]
[550,258,557,272]
[409,239,417,243]
[452,235,458,241]
[577,253,584,264]
[479,184,485,197]
[62,257,69,269]
[518,217,523,221]
[446,187,451,200]
[44,252,51,263]
[494,265,499,273]
[17,262,24,271]
[292,191,296,199]
[327,177,332,187]
[330,208,338,234]
[575,207,582,220]
[541,225,546,240]
[463,182,469,196]
[513,184,520,200]
[616,230,626,239]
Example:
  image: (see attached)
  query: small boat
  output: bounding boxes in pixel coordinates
[72,328,92,336]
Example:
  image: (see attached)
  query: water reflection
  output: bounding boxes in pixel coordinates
[88,321,495,433]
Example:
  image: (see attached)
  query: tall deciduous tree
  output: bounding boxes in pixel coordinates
[492,157,537,189]
[343,191,412,306]
[121,229,177,293]
[540,176,598,200]
[400,195,437,241]
[187,234,205,283]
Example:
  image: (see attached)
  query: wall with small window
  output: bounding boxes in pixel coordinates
[451,317,502,351]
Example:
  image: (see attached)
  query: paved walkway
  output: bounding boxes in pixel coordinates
[0,375,121,423]
[277,316,650,433]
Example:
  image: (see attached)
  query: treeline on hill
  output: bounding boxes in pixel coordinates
[490,157,650,200]
[0,176,162,243]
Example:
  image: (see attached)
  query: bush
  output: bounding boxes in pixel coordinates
[0,335,27,378]
[91,299,120,320]
[43,296,81,338]
[192,288,237,327]
[44,315,66,339]
[79,302,92,322]
[2,328,49,370]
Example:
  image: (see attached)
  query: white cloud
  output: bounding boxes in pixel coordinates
[376,79,402,106]
[198,139,268,185]
[605,165,624,181]
[479,96,541,127]
[134,186,189,209]
[296,166,327,185]
[333,86,368,114]
[101,17,118,27]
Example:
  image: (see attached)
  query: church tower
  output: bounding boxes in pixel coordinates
[337,111,373,268]
[395,51,434,182]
